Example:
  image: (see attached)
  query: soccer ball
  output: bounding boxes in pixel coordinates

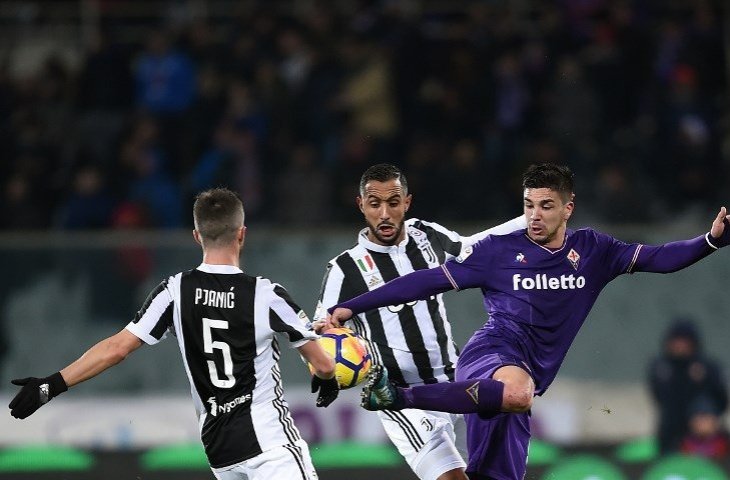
[310,327,372,389]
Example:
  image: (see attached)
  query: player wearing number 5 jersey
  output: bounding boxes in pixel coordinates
[8,188,337,480]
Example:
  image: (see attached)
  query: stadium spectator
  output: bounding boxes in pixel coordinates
[680,395,730,461]
[648,319,728,455]
[57,165,116,229]
[0,0,724,230]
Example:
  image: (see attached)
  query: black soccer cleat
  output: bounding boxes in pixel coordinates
[360,365,405,411]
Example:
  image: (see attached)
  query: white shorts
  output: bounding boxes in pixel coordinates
[212,439,318,480]
[378,408,467,480]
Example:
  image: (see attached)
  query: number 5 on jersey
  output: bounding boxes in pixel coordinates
[203,318,235,388]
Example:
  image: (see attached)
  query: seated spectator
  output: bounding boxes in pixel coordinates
[681,396,730,461]
[648,319,728,455]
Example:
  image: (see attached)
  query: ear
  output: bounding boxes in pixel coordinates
[192,230,202,246]
[238,226,246,245]
[563,201,575,221]
[404,193,412,212]
[356,196,364,213]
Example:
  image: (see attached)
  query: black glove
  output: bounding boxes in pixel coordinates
[9,372,68,419]
[311,375,339,408]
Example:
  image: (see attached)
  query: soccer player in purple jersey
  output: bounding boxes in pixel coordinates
[322,163,730,480]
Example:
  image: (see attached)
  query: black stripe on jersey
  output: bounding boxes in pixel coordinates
[273,285,303,315]
[271,339,301,444]
[405,242,453,383]
[270,309,305,342]
[371,251,435,384]
[283,444,307,479]
[383,410,424,451]
[420,221,462,260]
[131,278,169,324]
[334,254,364,303]
[335,254,407,387]
[150,302,173,340]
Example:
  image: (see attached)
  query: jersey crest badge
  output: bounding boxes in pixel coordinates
[567,249,580,270]
[515,252,527,263]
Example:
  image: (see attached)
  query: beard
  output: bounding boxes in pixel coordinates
[367,220,405,246]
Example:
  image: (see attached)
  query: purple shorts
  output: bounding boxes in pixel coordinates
[455,337,532,480]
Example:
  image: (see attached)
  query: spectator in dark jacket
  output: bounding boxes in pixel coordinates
[648,319,728,454]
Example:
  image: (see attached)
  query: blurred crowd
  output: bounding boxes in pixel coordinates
[0,0,727,230]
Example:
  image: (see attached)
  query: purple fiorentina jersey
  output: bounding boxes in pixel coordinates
[441,227,642,394]
[336,224,718,398]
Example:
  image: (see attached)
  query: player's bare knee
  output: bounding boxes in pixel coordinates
[502,385,533,413]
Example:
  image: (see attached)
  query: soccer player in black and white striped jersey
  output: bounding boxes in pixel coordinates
[312,164,526,480]
[8,188,338,480]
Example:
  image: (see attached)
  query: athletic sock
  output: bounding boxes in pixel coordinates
[400,378,504,417]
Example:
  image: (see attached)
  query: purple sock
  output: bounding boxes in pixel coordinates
[400,379,504,417]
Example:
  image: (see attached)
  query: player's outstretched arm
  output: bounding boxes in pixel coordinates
[9,329,142,419]
[329,266,455,318]
[633,207,730,274]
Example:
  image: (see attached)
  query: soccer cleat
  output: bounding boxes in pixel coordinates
[360,365,405,411]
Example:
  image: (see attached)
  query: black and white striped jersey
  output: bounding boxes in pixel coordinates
[126,263,317,470]
[314,216,526,387]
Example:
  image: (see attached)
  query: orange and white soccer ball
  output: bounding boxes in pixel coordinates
[309,327,372,389]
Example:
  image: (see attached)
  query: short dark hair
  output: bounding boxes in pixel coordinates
[522,163,574,202]
[359,164,408,197]
[193,188,245,247]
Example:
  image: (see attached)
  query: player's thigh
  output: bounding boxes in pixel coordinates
[378,409,466,480]
[213,440,318,480]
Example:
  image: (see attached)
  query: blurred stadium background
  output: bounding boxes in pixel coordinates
[0,0,729,478]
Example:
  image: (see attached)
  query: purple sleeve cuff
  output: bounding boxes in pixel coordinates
[329,267,454,315]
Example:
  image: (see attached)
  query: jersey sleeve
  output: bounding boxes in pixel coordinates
[412,219,464,259]
[460,215,528,246]
[590,230,644,278]
[440,236,496,290]
[266,282,319,348]
[313,261,346,323]
[126,277,175,345]
[591,229,716,278]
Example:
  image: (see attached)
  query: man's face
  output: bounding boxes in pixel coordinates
[523,188,573,247]
[358,179,412,246]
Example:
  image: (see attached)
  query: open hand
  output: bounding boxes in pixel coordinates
[709,206,730,247]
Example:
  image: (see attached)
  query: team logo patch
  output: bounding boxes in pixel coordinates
[567,248,580,270]
[466,381,480,405]
[356,254,376,273]
[515,252,527,263]
[456,246,473,263]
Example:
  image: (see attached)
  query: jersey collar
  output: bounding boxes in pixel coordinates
[197,263,243,274]
[357,227,410,253]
